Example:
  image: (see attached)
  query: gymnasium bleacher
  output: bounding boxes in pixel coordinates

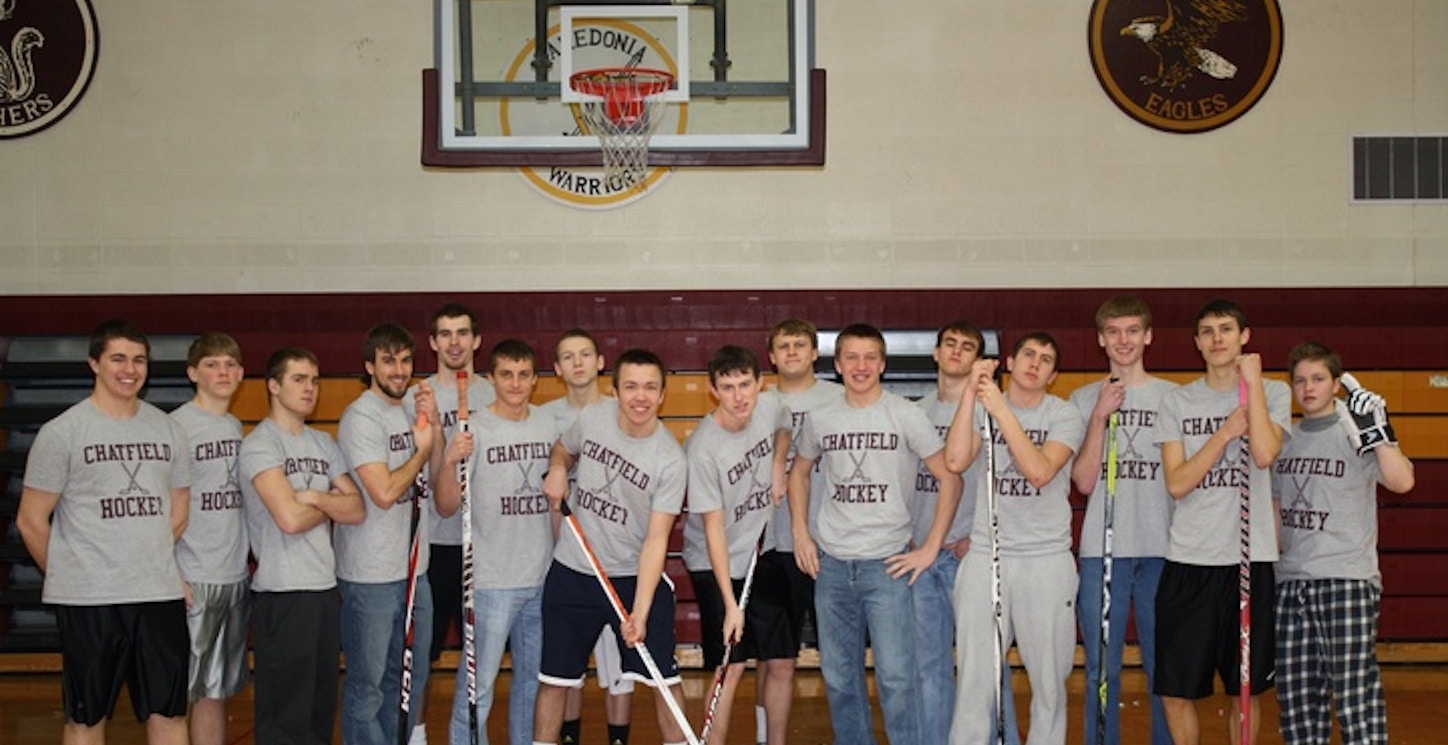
[1,287,1444,668]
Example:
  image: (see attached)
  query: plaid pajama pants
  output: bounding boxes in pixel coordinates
[1274,578,1387,744]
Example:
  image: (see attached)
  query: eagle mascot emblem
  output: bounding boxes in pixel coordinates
[1120,0,1247,90]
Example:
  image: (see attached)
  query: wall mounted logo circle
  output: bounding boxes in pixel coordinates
[0,0,98,139]
[502,22,687,210]
[1088,0,1282,134]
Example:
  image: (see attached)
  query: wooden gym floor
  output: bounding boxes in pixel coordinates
[1,664,1445,744]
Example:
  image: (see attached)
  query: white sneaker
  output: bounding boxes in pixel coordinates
[408,724,428,745]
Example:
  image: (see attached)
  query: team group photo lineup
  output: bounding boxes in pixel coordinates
[18,296,1415,745]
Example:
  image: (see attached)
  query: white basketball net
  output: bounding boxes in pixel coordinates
[572,70,673,191]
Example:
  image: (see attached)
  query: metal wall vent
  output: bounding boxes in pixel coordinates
[1353,135,1446,201]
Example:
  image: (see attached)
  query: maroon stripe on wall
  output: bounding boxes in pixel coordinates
[3,288,1444,372]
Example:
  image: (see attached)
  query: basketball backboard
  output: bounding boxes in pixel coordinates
[423,0,824,167]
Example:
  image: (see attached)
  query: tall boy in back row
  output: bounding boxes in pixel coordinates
[1069,297,1175,745]
[1154,299,1288,745]
[1274,342,1414,744]
[409,303,496,744]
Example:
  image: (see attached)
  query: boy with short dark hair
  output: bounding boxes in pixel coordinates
[242,347,367,744]
[681,345,791,745]
[1153,299,1288,745]
[535,349,691,745]
[945,331,1084,745]
[18,319,193,745]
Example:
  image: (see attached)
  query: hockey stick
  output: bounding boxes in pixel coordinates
[457,371,479,745]
[398,427,427,745]
[1096,381,1120,745]
[559,500,701,745]
[1237,377,1252,745]
[984,413,1007,745]
[698,527,768,743]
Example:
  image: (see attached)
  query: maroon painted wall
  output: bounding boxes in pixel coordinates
[3,288,1444,373]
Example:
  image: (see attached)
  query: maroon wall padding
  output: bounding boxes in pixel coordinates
[2,288,1444,373]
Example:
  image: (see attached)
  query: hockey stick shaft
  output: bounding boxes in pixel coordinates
[559,502,700,745]
[1097,404,1119,744]
[457,371,479,745]
[985,414,1006,745]
[699,528,767,742]
[1237,378,1252,745]
[398,473,424,745]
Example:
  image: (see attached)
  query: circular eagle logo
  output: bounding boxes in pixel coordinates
[0,0,98,139]
[1088,0,1282,134]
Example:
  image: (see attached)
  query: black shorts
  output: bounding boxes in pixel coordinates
[761,549,814,649]
[690,563,797,668]
[428,543,463,662]
[1154,561,1276,699]
[539,561,680,688]
[57,600,189,726]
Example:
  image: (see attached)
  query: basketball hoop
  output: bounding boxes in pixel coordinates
[569,67,675,190]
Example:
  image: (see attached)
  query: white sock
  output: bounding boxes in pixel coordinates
[408,724,427,745]
[756,704,767,742]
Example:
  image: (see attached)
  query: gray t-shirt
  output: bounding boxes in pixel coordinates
[241,418,349,593]
[681,397,792,576]
[1156,377,1291,565]
[795,391,945,561]
[464,405,560,590]
[172,401,248,584]
[25,399,191,605]
[405,373,495,547]
[910,389,976,547]
[1070,378,1178,558]
[336,390,430,583]
[1274,412,1384,586]
[967,395,1085,558]
[760,381,843,552]
[553,404,687,577]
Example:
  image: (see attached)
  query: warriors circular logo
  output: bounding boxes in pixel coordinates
[0,0,98,139]
[503,21,686,209]
[1088,0,1282,134]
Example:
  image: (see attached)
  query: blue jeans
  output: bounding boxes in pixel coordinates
[815,552,920,745]
[339,576,433,745]
[450,585,544,745]
[1077,556,1169,745]
[913,550,960,744]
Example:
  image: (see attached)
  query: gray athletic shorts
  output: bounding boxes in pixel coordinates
[186,580,251,701]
